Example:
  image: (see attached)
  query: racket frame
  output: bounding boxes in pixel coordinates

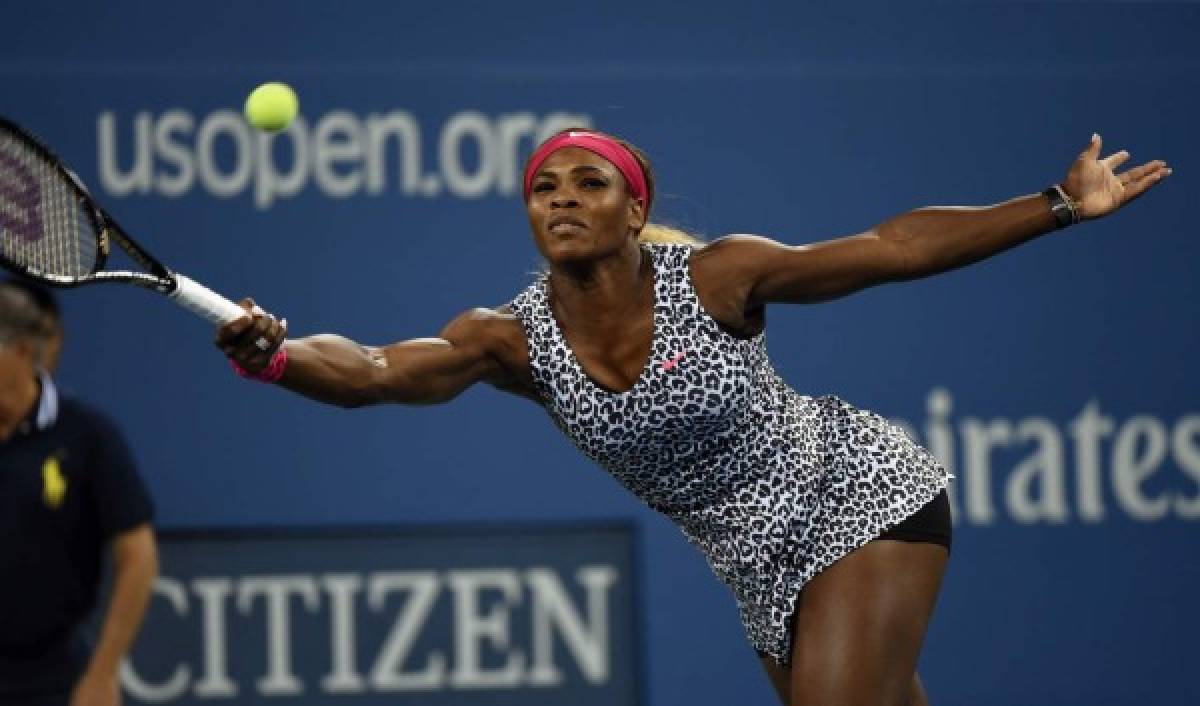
[0,115,173,293]
[1,116,248,325]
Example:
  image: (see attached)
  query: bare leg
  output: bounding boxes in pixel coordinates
[781,539,947,706]
[756,539,946,705]
[761,645,932,705]
[760,656,791,705]
[909,673,930,706]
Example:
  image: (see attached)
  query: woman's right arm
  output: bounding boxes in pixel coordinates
[218,305,514,408]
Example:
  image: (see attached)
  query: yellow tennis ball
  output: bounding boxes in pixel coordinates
[244,82,298,132]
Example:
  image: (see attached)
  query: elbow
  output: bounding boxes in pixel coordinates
[873,227,932,280]
[893,242,934,280]
[115,525,159,581]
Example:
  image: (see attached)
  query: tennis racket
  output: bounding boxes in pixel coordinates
[0,115,245,325]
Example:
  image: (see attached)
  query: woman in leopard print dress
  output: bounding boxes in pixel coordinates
[218,129,1170,705]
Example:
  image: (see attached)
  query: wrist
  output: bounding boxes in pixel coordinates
[231,345,289,383]
[1042,185,1081,230]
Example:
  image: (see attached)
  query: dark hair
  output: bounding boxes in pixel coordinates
[2,278,60,324]
[0,283,49,346]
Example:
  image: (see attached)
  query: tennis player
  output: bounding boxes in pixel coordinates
[218,129,1168,705]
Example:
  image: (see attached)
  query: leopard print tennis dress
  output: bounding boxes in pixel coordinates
[509,243,950,663]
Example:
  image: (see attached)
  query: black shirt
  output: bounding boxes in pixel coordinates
[0,376,154,695]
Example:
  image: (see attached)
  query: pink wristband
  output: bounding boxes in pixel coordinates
[231,346,288,383]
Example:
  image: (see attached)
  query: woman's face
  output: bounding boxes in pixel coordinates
[526,147,644,264]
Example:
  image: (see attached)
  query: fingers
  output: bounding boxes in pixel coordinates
[247,316,288,369]
[1119,160,1172,204]
[241,314,283,370]
[1101,150,1131,172]
[1119,159,1169,185]
[214,299,288,372]
[1083,132,1103,160]
[215,298,257,341]
[216,312,252,345]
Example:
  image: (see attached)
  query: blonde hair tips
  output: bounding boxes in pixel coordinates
[638,224,704,245]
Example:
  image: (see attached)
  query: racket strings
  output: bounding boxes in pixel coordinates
[0,130,99,278]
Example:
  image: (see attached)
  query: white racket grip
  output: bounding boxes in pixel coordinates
[169,273,246,325]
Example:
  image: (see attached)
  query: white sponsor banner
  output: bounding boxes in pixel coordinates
[118,524,638,706]
[893,388,1200,526]
[97,110,593,209]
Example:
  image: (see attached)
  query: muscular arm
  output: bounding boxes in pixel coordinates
[274,308,515,408]
[706,193,1059,309]
[709,136,1170,309]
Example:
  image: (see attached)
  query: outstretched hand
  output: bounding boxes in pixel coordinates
[1061,134,1171,220]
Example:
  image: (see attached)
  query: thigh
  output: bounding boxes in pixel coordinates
[760,656,791,705]
[763,662,930,706]
[788,539,948,706]
[762,661,932,706]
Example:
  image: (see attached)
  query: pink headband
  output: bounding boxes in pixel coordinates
[523,131,649,211]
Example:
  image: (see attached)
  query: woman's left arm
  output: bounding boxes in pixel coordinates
[712,134,1171,307]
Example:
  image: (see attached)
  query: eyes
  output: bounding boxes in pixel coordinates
[532,177,608,193]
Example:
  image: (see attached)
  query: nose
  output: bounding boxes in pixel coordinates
[550,188,579,209]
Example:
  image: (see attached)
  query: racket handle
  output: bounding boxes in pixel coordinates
[169,273,247,325]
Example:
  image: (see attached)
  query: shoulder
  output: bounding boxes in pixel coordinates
[687,233,787,279]
[443,307,535,399]
[689,234,783,259]
[57,397,154,525]
[507,274,545,309]
[440,307,529,368]
[55,395,142,472]
[685,236,782,334]
[56,395,126,439]
[441,306,524,343]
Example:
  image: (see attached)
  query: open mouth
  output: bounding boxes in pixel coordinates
[548,216,587,232]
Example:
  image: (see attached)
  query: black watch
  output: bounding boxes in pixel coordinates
[1043,186,1079,230]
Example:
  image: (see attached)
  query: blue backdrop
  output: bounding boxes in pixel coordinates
[5,2,1198,704]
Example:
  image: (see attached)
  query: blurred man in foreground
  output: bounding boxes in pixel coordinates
[0,281,157,706]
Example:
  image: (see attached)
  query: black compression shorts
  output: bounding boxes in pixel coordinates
[876,488,952,552]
